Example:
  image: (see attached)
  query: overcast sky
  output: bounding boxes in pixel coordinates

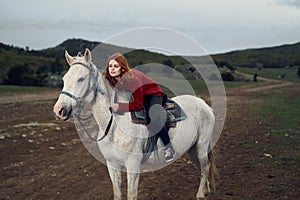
[0,0,299,55]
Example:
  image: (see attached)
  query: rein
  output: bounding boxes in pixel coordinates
[60,62,113,142]
[73,107,113,142]
[97,107,113,141]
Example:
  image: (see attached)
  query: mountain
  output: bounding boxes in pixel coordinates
[211,42,300,68]
[40,38,101,58]
[0,39,299,86]
[0,38,183,85]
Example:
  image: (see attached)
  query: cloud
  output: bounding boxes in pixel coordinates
[276,0,300,8]
[1,0,299,53]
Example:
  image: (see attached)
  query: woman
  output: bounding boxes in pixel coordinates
[104,53,175,162]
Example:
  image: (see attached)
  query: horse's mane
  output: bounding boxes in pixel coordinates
[90,61,115,98]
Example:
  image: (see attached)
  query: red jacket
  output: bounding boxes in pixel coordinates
[115,69,166,112]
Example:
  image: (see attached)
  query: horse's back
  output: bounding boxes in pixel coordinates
[171,95,213,119]
[165,95,213,155]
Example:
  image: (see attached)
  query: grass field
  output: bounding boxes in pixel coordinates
[235,66,300,82]
[256,91,300,135]
[0,85,59,94]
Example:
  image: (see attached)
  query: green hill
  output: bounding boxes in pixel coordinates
[211,42,300,68]
[0,39,299,86]
[0,39,189,86]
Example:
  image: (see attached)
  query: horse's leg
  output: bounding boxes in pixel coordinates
[193,107,215,200]
[127,172,140,200]
[126,159,141,200]
[197,152,210,200]
[107,161,123,200]
[196,122,214,199]
[188,144,201,171]
[188,141,210,199]
[197,149,218,199]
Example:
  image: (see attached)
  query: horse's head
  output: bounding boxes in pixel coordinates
[53,48,98,120]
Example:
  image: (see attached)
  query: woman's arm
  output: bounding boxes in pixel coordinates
[117,86,144,112]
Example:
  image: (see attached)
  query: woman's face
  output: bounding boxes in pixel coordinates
[108,59,122,77]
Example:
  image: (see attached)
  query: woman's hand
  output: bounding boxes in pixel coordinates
[111,103,119,112]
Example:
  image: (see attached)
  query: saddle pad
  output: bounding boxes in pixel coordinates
[131,99,186,128]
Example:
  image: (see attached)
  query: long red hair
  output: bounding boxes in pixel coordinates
[104,53,134,86]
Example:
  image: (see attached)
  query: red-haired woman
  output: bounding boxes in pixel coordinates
[104,53,175,162]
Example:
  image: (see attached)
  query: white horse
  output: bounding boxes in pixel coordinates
[53,48,218,200]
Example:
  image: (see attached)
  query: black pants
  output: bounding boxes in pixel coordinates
[144,96,170,147]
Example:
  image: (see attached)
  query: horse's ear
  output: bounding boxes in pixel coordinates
[65,50,73,67]
[84,48,92,64]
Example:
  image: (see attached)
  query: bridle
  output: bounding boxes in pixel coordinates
[60,62,104,105]
[59,62,112,141]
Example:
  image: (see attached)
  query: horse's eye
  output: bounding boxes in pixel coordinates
[78,77,85,82]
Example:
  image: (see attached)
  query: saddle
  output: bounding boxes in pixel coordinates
[131,98,186,128]
[131,98,187,163]
[115,92,187,162]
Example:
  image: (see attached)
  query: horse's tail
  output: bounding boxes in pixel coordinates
[208,148,218,191]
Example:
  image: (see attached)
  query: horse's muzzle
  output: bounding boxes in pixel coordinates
[53,105,72,121]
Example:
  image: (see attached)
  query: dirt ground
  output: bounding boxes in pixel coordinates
[0,82,299,200]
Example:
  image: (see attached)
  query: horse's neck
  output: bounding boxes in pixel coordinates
[90,72,114,133]
[92,75,146,145]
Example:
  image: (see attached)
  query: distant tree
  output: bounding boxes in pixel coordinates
[162,59,174,68]
[216,61,235,72]
[6,63,48,86]
[6,63,32,85]
[221,72,235,81]
[188,66,196,73]
[138,61,144,66]
[50,58,64,74]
